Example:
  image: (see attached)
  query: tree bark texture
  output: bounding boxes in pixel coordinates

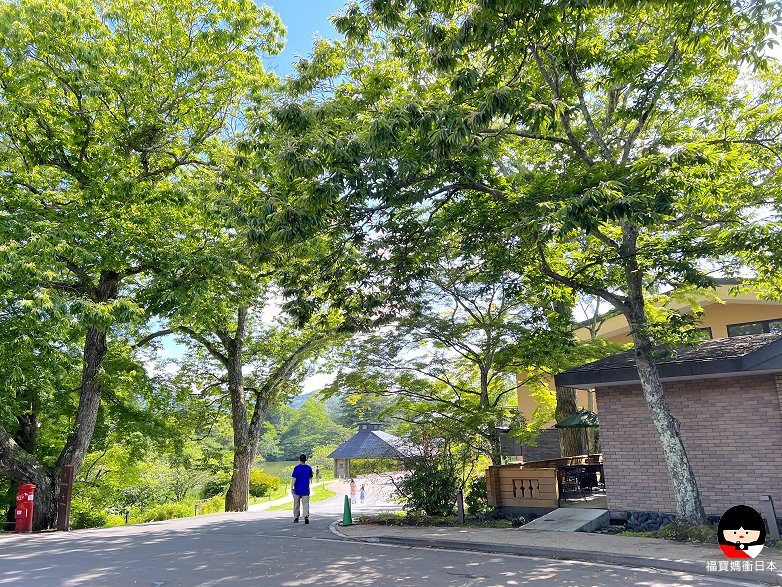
[224,308,253,512]
[631,333,706,524]
[53,270,119,528]
[556,386,583,456]
[479,366,503,466]
[56,325,109,472]
[620,229,706,524]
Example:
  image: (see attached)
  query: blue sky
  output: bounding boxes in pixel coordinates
[262,1,348,76]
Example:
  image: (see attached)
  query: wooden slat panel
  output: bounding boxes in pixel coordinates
[501,497,559,508]
[498,468,557,480]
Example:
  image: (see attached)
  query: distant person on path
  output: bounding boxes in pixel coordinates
[315,465,321,483]
[349,479,357,504]
[359,484,365,504]
[291,454,313,524]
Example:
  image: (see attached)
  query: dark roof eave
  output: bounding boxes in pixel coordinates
[562,368,782,390]
[556,356,746,388]
[557,365,782,390]
[556,333,782,388]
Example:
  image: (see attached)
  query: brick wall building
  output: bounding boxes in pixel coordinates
[557,333,782,518]
[598,373,782,515]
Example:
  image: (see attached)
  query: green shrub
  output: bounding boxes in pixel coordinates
[465,476,489,516]
[69,495,109,530]
[197,494,225,514]
[249,470,280,497]
[141,501,193,522]
[656,522,717,543]
[70,508,109,530]
[398,455,458,517]
[104,513,127,527]
[200,478,228,499]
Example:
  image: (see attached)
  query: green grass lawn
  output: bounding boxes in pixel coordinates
[250,484,289,504]
[267,485,338,511]
[247,468,335,506]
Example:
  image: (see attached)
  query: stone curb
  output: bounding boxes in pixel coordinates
[328,524,781,586]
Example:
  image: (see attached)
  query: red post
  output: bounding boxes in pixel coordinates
[14,483,36,533]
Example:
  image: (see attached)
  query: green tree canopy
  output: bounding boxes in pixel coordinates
[257,0,782,524]
[0,0,284,529]
[278,398,351,460]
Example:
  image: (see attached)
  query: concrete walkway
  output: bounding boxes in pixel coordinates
[333,523,782,585]
[247,480,336,512]
[247,474,400,514]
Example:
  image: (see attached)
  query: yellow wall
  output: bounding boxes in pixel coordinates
[517,286,782,425]
[574,285,782,344]
[693,301,782,340]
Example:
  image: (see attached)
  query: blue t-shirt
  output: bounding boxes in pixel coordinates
[292,463,313,496]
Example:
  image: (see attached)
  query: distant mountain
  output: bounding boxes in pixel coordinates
[287,390,318,409]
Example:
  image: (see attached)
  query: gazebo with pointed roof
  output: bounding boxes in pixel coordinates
[327,423,415,478]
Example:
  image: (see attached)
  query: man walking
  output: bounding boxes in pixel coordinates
[291,453,313,524]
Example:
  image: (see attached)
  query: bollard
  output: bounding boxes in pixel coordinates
[456,489,465,524]
[342,495,353,526]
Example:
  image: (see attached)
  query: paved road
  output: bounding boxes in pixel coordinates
[0,487,768,587]
[0,510,766,586]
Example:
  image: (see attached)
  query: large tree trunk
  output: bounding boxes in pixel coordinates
[56,325,109,471]
[226,388,276,510]
[225,445,253,511]
[1,271,120,530]
[621,224,705,524]
[556,386,583,456]
[224,308,253,512]
[479,367,503,466]
[488,431,503,466]
[220,308,323,511]
[54,270,119,528]
[631,330,706,524]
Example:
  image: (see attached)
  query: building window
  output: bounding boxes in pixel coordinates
[727,318,782,337]
[696,327,713,340]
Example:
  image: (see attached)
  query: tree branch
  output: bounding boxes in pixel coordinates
[479,128,572,146]
[537,241,630,313]
[531,46,595,166]
[179,327,230,367]
[565,59,613,160]
[132,328,176,349]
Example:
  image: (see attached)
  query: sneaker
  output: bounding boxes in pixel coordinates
[304,517,309,524]
[293,518,299,523]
